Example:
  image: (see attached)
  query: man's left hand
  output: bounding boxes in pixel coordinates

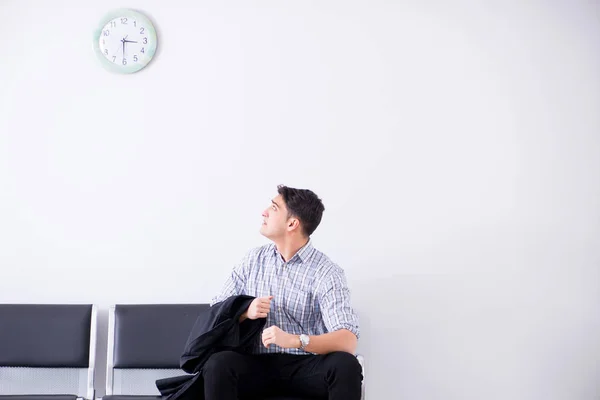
[262,325,299,349]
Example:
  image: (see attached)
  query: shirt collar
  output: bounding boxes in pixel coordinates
[273,239,314,263]
[295,239,314,262]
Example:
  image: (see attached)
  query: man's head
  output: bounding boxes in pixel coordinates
[260,185,325,240]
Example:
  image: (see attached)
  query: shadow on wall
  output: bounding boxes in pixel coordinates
[352,276,404,396]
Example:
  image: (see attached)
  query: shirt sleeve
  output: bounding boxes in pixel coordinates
[210,251,250,306]
[316,266,360,339]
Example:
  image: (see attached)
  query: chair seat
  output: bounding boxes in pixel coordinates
[103,395,318,400]
[0,396,78,400]
[264,397,321,400]
[102,396,162,400]
[261,394,325,400]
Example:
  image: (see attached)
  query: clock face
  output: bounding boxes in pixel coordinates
[94,9,158,74]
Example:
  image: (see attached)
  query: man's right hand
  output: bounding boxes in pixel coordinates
[242,296,273,321]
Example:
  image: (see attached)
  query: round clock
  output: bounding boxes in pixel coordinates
[93,9,158,74]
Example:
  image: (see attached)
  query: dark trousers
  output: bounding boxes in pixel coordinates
[202,350,363,400]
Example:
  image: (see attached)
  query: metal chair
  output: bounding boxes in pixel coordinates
[102,303,365,400]
[0,304,97,400]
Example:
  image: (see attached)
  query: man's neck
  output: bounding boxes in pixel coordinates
[274,236,309,262]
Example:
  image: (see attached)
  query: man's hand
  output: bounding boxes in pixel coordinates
[262,325,300,349]
[242,296,273,321]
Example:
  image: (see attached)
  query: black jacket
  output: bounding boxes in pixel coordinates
[156,295,266,400]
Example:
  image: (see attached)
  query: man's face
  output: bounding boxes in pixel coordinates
[260,194,290,240]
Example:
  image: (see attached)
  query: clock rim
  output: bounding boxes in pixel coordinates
[92,8,158,74]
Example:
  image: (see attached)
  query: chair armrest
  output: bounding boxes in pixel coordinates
[356,354,365,399]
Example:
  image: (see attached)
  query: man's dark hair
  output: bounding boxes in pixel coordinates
[277,185,325,237]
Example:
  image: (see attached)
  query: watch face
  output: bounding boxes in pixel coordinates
[300,334,309,347]
[94,9,158,74]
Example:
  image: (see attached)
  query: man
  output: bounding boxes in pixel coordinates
[205,185,362,400]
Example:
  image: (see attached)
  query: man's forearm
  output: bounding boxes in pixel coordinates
[301,329,358,355]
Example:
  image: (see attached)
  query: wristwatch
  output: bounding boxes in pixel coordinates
[299,334,310,350]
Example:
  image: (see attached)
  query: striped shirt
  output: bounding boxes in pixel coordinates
[211,240,360,355]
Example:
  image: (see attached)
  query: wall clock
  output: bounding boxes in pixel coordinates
[93,9,158,74]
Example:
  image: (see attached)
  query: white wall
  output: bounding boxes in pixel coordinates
[1,1,599,399]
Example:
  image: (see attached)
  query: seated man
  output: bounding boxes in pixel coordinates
[206,185,362,400]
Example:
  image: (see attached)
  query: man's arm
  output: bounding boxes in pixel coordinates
[261,326,357,354]
[301,328,357,354]
[210,253,251,306]
[315,267,360,352]
[262,266,360,354]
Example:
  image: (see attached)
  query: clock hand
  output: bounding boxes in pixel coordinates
[124,39,138,43]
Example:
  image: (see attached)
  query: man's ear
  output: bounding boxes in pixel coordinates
[287,218,300,232]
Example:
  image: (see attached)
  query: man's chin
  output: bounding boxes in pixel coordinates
[261,228,277,241]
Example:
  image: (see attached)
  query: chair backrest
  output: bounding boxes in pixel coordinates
[0,304,97,399]
[106,304,210,396]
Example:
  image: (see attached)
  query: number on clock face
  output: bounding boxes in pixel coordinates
[98,16,151,66]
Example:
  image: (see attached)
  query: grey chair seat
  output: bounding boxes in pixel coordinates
[102,396,162,400]
[0,396,78,400]
[102,395,320,400]
[103,394,320,400]
[264,397,323,400]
